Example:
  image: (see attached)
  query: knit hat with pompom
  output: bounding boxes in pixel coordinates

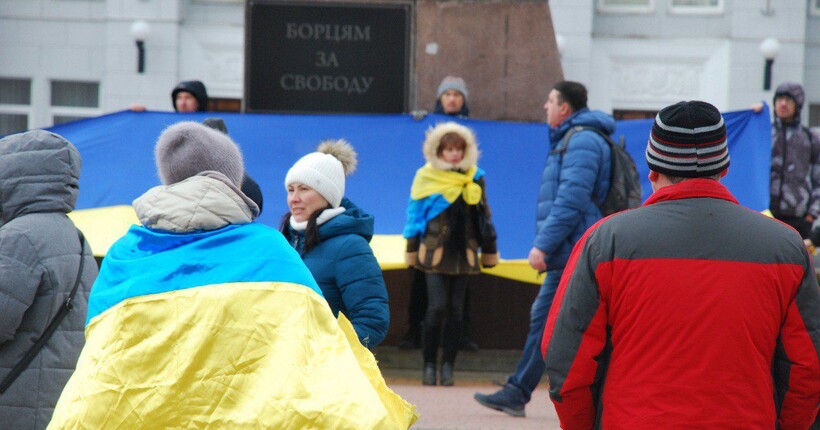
[284,140,358,208]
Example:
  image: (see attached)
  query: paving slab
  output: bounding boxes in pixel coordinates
[387,377,560,430]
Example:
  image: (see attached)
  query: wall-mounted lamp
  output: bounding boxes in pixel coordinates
[130,20,151,74]
[759,37,780,91]
[760,37,780,91]
[555,34,566,59]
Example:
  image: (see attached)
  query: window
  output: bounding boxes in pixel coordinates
[613,109,657,120]
[670,0,723,14]
[812,0,820,16]
[598,0,654,13]
[209,97,242,112]
[0,78,32,136]
[810,104,820,128]
[50,80,100,126]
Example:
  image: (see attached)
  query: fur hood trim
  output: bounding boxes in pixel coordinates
[422,122,479,171]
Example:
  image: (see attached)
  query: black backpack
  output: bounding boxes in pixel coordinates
[555,126,642,216]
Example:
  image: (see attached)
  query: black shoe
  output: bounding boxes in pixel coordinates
[422,363,437,386]
[440,362,454,386]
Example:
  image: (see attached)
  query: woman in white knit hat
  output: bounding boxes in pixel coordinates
[282,140,390,349]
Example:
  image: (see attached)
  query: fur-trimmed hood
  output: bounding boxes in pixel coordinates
[423,122,479,171]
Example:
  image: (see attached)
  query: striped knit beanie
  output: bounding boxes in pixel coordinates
[645,100,729,178]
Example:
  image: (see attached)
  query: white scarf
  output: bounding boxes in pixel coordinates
[289,206,346,231]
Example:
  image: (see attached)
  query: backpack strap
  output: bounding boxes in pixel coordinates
[0,229,86,394]
[551,125,620,208]
[551,125,586,155]
[553,125,618,154]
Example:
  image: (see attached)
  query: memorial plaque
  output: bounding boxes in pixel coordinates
[245,1,411,114]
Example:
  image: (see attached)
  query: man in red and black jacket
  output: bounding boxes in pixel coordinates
[542,100,820,430]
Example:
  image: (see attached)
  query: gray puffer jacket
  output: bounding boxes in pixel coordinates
[0,130,97,430]
[769,82,820,219]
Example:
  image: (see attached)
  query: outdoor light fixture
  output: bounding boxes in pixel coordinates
[759,37,780,91]
[130,20,151,74]
[555,34,566,59]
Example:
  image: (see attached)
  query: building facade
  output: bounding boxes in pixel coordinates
[553,0,820,122]
[1,0,818,134]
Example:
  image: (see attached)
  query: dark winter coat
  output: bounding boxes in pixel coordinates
[287,198,389,348]
[534,107,615,270]
[0,130,97,430]
[543,179,820,430]
[406,177,497,275]
[769,82,820,219]
[404,122,498,275]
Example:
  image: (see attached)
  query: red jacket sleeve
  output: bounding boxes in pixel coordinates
[542,220,609,430]
[775,247,820,430]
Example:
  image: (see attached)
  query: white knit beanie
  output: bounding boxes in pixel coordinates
[284,140,357,208]
[155,121,244,186]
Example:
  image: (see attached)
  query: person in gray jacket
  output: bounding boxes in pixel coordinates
[769,82,820,238]
[0,130,98,429]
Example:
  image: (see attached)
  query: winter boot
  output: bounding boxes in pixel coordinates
[440,362,455,386]
[422,362,437,386]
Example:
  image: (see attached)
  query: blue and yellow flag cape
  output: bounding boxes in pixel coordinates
[403,165,485,239]
[48,222,418,429]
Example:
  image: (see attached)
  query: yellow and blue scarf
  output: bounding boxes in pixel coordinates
[403,164,485,238]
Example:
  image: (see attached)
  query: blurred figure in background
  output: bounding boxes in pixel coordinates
[129,79,209,113]
[767,82,820,238]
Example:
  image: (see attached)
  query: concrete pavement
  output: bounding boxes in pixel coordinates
[386,375,560,430]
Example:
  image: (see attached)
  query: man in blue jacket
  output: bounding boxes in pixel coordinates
[475,81,615,417]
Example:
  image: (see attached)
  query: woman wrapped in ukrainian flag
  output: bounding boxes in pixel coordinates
[48,122,416,429]
[403,122,498,387]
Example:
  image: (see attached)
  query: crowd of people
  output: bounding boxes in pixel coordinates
[0,75,818,429]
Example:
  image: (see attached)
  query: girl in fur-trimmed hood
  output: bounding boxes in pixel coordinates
[403,122,498,387]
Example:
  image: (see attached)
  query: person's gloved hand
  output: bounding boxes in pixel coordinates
[481,253,499,268]
[411,110,428,121]
[405,251,418,267]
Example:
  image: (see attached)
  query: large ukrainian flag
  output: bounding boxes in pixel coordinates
[48,222,418,429]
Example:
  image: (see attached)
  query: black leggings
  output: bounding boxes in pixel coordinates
[422,273,468,364]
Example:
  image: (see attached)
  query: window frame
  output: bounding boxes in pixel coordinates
[597,0,655,14]
[668,0,724,15]
[0,77,33,135]
[0,107,32,136]
[48,79,102,127]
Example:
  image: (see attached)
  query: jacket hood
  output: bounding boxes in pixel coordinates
[0,130,80,224]
[423,122,479,171]
[133,171,258,233]
[773,81,805,120]
[551,108,617,144]
[316,198,374,242]
[172,80,209,112]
